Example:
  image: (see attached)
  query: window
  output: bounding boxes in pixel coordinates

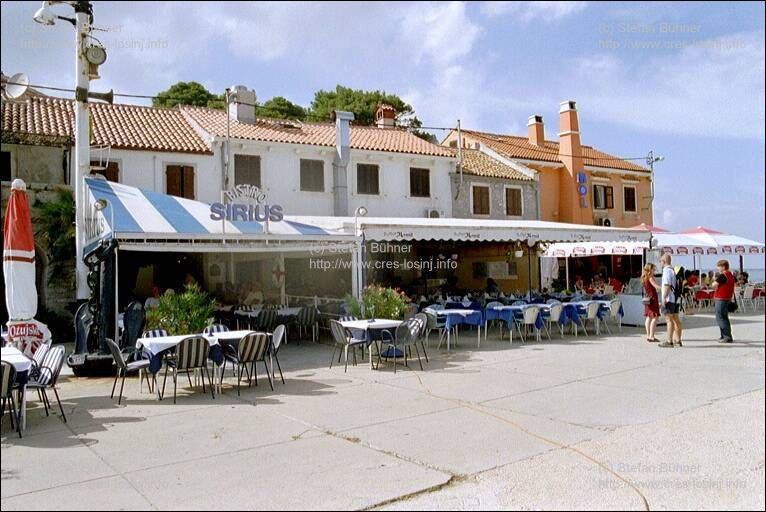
[1,151,10,182]
[624,186,637,212]
[505,187,522,216]
[90,160,119,182]
[593,184,614,210]
[300,159,324,192]
[357,164,379,195]
[472,185,490,215]
[166,165,195,199]
[234,154,261,187]
[409,167,430,197]
[449,140,458,148]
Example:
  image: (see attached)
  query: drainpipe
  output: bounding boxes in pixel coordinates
[332,111,354,217]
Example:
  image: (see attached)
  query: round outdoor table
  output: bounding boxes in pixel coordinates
[339,319,402,369]
[1,347,32,434]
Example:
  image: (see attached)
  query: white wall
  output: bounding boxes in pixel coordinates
[101,149,219,202]
[348,150,455,218]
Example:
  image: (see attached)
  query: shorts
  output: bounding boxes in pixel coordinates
[664,302,679,315]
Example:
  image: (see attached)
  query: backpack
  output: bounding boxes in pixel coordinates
[674,266,686,308]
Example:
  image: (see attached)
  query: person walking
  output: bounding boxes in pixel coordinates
[659,254,682,348]
[712,259,735,343]
[641,263,661,342]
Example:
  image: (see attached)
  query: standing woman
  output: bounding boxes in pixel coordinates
[641,263,661,342]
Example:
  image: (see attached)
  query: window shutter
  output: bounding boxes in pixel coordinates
[300,159,324,192]
[506,188,522,216]
[166,165,181,197]
[90,161,119,182]
[235,155,261,187]
[409,168,430,197]
[357,164,379,195]
[473,186,489,215]
[606,186,614,209]
[183,166,195,199]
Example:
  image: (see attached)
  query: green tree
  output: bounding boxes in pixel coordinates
[308,85,433,141]
[33,189,75,283]
[258,96,307,120]
[153,81,223,109]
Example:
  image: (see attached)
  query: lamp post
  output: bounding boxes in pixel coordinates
[354,206,368,298]
[646,150,664,226]
[34,1,94,300]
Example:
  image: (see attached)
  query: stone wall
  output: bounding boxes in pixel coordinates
[450,174,539,220]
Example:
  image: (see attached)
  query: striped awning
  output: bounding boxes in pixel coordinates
[543,241,649,258]
[84,178,349,247]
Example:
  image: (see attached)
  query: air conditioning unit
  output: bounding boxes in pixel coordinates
[426,208,443,219]
[598,217,614,227]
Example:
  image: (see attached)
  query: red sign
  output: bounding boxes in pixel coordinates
[734,246,745,254]
[573,247,587,256]
[590,246,606,255]
[613,246,627,254]
[677,247,689,255]
[661,247,673,254]
[706,248,718,255]
[750,247,761,254]
[6,320,51,357]
[692,247,704,255]
[721,246,732,254]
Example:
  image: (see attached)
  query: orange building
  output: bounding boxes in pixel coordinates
[443,101,653,228]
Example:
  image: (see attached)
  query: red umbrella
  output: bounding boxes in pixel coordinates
[3,179,49,355]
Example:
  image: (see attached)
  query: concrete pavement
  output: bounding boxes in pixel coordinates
[2,311,764,510]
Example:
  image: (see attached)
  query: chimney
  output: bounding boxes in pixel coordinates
[332,110,354,216]
[527,115,544,146]
[557,100,591,224]
[375,104,396,128]
[228,85,257,124]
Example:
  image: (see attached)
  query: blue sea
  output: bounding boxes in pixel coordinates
[748,269,765,283]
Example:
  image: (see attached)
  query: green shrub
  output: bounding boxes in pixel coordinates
[145,284,216,335]
[344,285,408,320]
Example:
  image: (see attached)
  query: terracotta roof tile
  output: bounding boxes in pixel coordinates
[460,130,649,172]
[182,106,454,158]
[456,149,534,181]
[2,97,211,154]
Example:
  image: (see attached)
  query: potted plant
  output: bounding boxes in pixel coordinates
[506,241,525,260]
[145,284,217,335]
[344,285,408,320]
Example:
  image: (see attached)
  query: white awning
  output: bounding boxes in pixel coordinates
[355,218,650,244]
[543,240,649,257]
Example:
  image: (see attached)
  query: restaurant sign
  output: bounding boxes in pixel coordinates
[209,184,284,222]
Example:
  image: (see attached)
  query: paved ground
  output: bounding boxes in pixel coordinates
[2,311,764,510]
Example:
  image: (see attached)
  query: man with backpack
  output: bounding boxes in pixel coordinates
[659,254,683,348]
[712,259,735,343]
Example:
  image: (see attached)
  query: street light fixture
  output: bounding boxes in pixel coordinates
[353,206,368,298]
[646,150,664,226]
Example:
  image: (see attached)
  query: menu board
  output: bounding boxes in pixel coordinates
[488,261,516,279]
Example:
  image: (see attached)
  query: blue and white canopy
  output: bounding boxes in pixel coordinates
[84,177,351,251]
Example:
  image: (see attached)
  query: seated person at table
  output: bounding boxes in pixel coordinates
[687,272,699,287]
[608,276,622,294]
[699,273,708,289]
[485,278,501,296]
[242,283,264,305]
[574,275,585,292]
[144,286,161,309]
[737,272,749,285]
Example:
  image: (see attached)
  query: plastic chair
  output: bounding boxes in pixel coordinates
[547,303,565,339]
[513,306,541,343]
[269,325,286,384]
[602,298,622,334]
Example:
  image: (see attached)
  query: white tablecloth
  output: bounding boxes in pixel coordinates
[235,307,302,318]
[1,347,32,373]
[136,335,219,357]
[340,319,402,331]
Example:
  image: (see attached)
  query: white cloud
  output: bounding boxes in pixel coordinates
[400,2,482,66]
[566,31,765,140]
[482,1,588,22]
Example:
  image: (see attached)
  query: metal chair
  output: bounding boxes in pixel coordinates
[0,361,21,438]
[602,299,622,334]
[202,324,230,335]
[269,325,286,384]
[220,331,271,396]
[161,336,214,403]
[379,316,426,373]
[256,308,279,333]
[26,345,67,422]
[105,338,152,405]
[329,320,368,372]
[296,306,319,343]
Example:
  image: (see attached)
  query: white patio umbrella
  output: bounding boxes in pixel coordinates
[679,226,765,272]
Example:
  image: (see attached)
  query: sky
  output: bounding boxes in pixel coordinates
[2,0,764,269]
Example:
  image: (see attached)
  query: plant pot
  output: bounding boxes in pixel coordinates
[514,250,524,258]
